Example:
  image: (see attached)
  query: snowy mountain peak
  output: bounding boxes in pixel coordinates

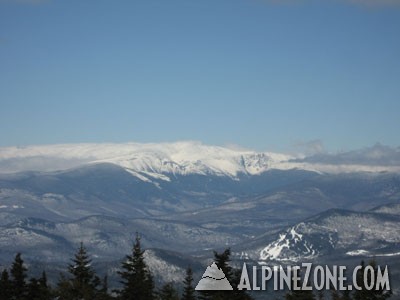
[259,223,321,262]
[1,142,400,182]
[0,142,294,180]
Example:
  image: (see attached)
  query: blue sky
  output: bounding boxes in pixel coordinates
[1,0,399,152]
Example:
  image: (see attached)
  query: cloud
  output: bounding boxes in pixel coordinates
[292,143,400,166]
[0,156,93,173]
[224,143,252,152]
[293,139,325,156]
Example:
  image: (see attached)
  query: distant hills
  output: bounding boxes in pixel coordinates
[0,142,399,294]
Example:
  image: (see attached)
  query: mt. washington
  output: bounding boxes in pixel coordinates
[1,141,400,177]
[0,141,400,292]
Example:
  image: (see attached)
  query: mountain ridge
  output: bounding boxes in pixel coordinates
[2,142,400,179]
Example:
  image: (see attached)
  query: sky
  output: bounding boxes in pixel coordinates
[0,0,399,153]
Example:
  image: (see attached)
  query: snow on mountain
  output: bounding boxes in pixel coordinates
[259,223,322,262]
[1,142,400,182]
[0,142,294,179]
[370,203,400,216]
[258,209,400,263]
[144,249,186,284]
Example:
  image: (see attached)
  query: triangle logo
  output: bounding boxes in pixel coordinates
[195,262,233,291]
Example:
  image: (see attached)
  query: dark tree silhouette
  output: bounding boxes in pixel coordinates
[182,266,196,300]
[10,252,28,300]
[118,232,155,300]
[353,260,392,300]
[56,242,103,299]
[0,269,13,300]
[159,282,179,300]
[198,249,253,300]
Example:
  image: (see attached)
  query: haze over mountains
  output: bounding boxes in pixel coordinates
[1,141,400,175]
[0,141,399,293]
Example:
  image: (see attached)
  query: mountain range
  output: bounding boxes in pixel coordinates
[0,141,399,295]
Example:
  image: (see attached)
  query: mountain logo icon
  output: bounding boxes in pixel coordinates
[195,262,233,290]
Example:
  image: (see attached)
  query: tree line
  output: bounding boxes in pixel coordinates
[0,234,393,300]
[0,233,252,300]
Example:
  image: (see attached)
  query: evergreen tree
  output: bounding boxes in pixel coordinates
[316,290,324,300]
[341,288,352,300]
[101,275,109,294]
[286,289,316,300]
[353,260,391,300]
[56,273,75,300]
[330,288,341,300]
[285,289,316,300]
[182,266,196,300]
[198,249,253,300]
[37,271,52,300]
[330,281,352,300]
[0,269,13,300]
[56,242,102,299]
[118,232,154,300]
[10,252,28,300]
[353,261,367,300]
[214,249,234,284]
[159,282,179,300]
[97,275,114,300]
[285,268,315,300]
[27,278,41,300]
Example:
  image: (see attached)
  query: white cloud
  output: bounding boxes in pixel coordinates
[292,139,325,156]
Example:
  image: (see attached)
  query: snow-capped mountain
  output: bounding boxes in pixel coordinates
[1,142,400,182]
[0,142,293,179]
[0,141,400,291]
[257,208,400,263]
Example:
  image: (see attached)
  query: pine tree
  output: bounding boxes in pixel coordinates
[10,252,28,300]
[159,282,179,300]
[0,269,13,300]
[199,248,233,300]
[330,288,341,300]
[341,289,352,300]
[353,260,392,300]
[214,249,234,283]
[353,260,367,300]
[118,232,154,300]
[97,275,114,300]
[37,271,52,300]
[56,273,74,300]
[182,266,196,300]
[329,281,353,300]
[27,278,41,300]
[198,249,253,300]
[218,249,253,300]
[286,289,316,300]
[56,242,102,299]
[285,267,315,300]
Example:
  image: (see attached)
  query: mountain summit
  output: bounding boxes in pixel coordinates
[1,142,399,179]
